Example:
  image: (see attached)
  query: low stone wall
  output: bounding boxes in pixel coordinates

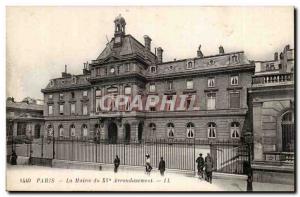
[252,162,294,185]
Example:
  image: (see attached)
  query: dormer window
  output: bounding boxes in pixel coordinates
[208,78,215,88]
[230,75,239,86]
[110,67,115,74]
[150,66,157,73]
[208,59,215,65]
[231,55,239,63]
[50,80,54,87]
[150,83,156,92]
[72,76,77,84]
[186,60,194,69]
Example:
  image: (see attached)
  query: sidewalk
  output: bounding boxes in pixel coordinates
[6,165,294,192]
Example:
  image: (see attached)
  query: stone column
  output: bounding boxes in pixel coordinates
[13,122,18,136]
[253,102,264,161]
[131,121,138,141]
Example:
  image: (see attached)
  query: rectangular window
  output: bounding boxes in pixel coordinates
[83,90,88,97]
[150,107,156,111]
[48,94,53,99]
[59,104,64,115]
[208,78,215,88]
[96,68,101,76]
[96,98,101,112]
[186,79,193,89]
[168,81,173,91]
[125,64,130,72]
[230,92,240,108]
[59,93,64,100]
[150,66,156,73]
[48,105,53,115]
[207,93,216,110]
[95,89,102,97]
[71,103,76,114]
[124,86,132,95]
[230,76,239,85]
[149,84,156,92]
[82,104,88,115]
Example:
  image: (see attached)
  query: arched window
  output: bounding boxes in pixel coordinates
[167,123,175,138]
[95,124,100,138]
[186,122,195,138]
[149,123,156,138]
[47,124,54,136]
[282,111,294,152]
[70,124,76,137]
[58,125,64,137]
[82,124,88,137]
[208,122,216,138]
[230,122,240,138]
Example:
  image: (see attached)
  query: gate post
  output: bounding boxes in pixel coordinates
[52,137,55,160]
[244,132,253,192]
[41,137,44,158]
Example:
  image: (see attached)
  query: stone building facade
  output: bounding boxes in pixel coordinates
[41,15,255,142]
[6,97,44,138]
[250,45,294,184]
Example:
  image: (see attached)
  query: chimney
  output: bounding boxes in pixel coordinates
[157,47,163,63]
[219,45,224,54]
[144,35,152,51]
[83,61,91,75]
[274,52,278,61]
[197,45,203,58]
[62,64,71,78]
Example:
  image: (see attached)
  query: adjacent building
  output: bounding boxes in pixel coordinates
[250,45,295,184]
[6,97,44,138]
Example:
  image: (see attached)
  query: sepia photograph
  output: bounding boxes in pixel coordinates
[5,6,295,192]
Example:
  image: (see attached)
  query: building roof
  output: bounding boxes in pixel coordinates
[6,99,43,111]
[148,51,252,77]
[43,74,91,92]
[95,34,156,64]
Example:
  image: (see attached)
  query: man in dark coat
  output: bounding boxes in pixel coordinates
[11,151,17,165]
[204,153,213,184]
[196,153,204,179]
[158,157,166,176]
[113,155,120,173]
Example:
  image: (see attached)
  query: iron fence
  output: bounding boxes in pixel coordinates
[7,136,250,174]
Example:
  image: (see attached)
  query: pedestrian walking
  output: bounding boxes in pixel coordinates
[145,154,152,175]
[204,153,213,184]
[10,151,17,165]
[158,157,166,176]
[196,153,204,179]
[114,155,120,173]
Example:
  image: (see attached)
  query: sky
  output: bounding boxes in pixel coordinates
[6,6,294,101]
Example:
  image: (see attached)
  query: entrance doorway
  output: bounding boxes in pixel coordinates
[124,124,131,142]
[281,111,294,152]
[34,124,41,138]
[138,122,143,142]
[108,122,118,143]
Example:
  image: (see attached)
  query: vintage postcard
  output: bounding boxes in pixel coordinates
[6,6,295,192]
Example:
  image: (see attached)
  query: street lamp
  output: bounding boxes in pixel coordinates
[244,131,253,192]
